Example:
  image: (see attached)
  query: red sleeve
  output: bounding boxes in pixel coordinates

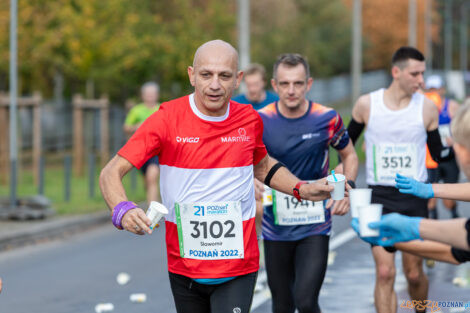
[253,112,268,165]
[118,104,169,169]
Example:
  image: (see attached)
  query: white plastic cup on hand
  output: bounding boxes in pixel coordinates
[349,188,372,219]
[146,201,169,230]
[358,203,383,237]
[326,173,346,200]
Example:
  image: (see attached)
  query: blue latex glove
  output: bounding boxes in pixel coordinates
[350,218,383,246]
[368,213,422,246]
[395,173,434,199]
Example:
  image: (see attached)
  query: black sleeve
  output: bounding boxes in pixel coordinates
[346,118,365,145]
[426,128,454,163]
[451,247,470,264]
[467,218,470,248]
[264,162,285,187]
[451,219,470,263]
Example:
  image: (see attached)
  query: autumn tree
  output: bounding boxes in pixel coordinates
[344,0,442,70]
[0,0,236,101]
[251,0,352,78]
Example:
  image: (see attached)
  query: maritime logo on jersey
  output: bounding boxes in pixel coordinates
[220,128,251,143]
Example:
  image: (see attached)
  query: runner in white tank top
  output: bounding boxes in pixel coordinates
[345,47,440,313]
[365,88,428,186]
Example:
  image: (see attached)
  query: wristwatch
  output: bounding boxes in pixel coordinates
[293,181,308,201]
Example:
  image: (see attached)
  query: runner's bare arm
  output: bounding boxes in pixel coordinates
[100,155,134,209]
[99,155,152,235]
[448,99,460,119]
[351,94,371,126]
[337,141,359,182]
[419,218,469,251]
[394,240,460,265]
[332,94,366,178]
[422,97,439,131]
[253,179,265,201]
[432,183,470,201]
[253,155,333,202]
[330,141,359,215]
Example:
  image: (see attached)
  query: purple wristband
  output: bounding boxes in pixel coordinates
[112,201,138,229]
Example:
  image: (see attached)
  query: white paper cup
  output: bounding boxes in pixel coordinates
[349,188,372,219]
[358,204,383,237]
[146,201,169,230]
[262,186,273,206]
[326,173,346,200]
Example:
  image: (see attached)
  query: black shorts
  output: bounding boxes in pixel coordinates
[427,168,439,183]
[140,156,159,175]
[168,271,257,313]
[437,158,460,183]
[369,185,428,218]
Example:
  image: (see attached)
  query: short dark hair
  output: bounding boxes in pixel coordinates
[244,63,267,82]
[391,46,425,69]
[273,53,310,80]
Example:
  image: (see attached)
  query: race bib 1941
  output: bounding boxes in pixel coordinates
[175,201,244,260]
[272,190,325,226]
[373,143,418,184]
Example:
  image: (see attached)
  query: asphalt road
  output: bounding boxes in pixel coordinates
[1,171,470,313]
[0,223,176,313]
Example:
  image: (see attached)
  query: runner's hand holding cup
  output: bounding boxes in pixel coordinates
[328,182,353,216]
[121,207,153,235]
[325,173,352,216]
[299,178,335,202]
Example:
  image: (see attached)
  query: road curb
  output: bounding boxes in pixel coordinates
[0,211,110,251]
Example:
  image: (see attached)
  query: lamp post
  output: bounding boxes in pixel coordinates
[9,0,18,208]
[351,0,362,104]
[408,0,417,47]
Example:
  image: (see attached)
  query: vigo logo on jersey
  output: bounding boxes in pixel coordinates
[220,128,251,143]
[176,136,200,143]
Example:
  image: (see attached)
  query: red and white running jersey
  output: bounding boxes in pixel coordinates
[118,94,267,278]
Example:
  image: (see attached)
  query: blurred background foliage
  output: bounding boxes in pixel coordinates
[0,0,443,103]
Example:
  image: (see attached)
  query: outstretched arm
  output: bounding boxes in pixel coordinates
[395,240,460,265]
[419,218,469,251]
[367,213,470,251]
[396,174,470,201]
[432,183,470,201]
[253,155,333,202]
[351,218,467,263]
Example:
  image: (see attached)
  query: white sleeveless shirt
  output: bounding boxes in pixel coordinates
[365,88,428,186]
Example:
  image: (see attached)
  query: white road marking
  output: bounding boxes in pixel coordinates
[251,228,358,311]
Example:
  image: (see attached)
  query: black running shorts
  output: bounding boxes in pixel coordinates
[369,185,428,218]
